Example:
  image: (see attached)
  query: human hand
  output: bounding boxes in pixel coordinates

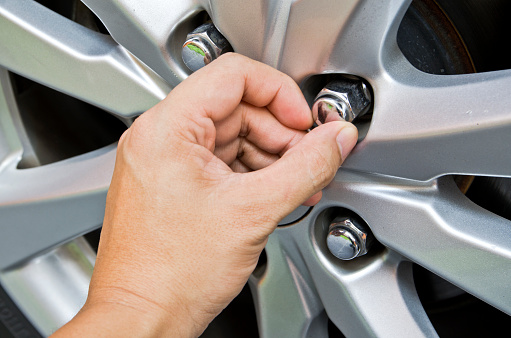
[54,53,357,337]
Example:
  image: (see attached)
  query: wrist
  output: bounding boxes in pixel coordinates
[89,286,201,337]
[52,288,200,337]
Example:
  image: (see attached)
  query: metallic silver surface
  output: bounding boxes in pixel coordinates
[182,38,213,72]
[327,218,368,260]
[314,96,351,123]
[343,57,511,180]
[321,171,511,317]
[0,238,95,336]
[182,22,232,72]
[0,0,510,336]
[81,0,203,85]
[0,69,112,270]
[249,235,328,337]
[313,80,371,123]
[327,226,360,260]
[253,203,437,338]
[0,0,170,118]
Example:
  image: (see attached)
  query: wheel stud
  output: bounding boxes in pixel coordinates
[312,78,371,124]
[327,217,372,260]
[182,22,233,72]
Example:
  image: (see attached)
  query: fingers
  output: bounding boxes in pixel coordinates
[229,159,251,173]
[165,53,312,130]
[215,102,305,154]
[215,139,279,170]
[243,122,358,221]
[303,192,323,206]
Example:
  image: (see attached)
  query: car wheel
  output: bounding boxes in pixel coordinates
[0,0,510,337]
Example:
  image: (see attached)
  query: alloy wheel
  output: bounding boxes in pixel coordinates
[1,0,510,337]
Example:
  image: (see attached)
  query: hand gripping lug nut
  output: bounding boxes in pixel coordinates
[182,22,233,72]
[312,78,372,124]
[326,217,373,260]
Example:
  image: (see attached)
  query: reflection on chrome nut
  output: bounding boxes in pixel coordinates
[326,217,370,260]
[182,22,233,72]
[313,78,371,124]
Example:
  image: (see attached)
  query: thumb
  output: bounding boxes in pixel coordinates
[249,122,358,221]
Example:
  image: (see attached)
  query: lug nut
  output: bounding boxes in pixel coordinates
[182,22,233,72]
[326,217,372,260]
[312,78,371,124]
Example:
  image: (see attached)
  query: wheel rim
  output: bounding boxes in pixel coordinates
[1,0,511,337]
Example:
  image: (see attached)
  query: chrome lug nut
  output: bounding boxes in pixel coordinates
[182,22,233,72]
[312,78,371,124]
[326,217,372,260]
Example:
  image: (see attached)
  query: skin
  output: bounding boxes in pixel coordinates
[51,53,358,337]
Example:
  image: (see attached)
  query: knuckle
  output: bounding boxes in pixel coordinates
[117,129,129,147]
[216,52,244,68]
[126,115,151,145]
[282,71,298,88]
[117,115,157,162]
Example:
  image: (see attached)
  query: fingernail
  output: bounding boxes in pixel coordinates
[336,125,358,162]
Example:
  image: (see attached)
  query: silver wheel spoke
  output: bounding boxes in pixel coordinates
[81,0,201,86]
[0,69,23,171]
[345,60,511,180]
[282,0,411,81]
[306,251,436,338]
[0,146,115,269]
[0,0,169,118]
[327,170,511,315]
[249,234,327,338]
[207,0,278,65]
[209,0,411,82]
[0,237,95,336]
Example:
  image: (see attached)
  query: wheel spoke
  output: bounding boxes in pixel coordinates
[345,61,511,180]
[327,170,511,315]
[81,0,200,86]
[0,0,169,118]
[209,0,411,82]
[282,0,411,82]
[0,145,115,269]
[0,237,95,336]
[307,251,436,337]
[249,234,328,338]
[0,69,23,171]
[208,0,290,67]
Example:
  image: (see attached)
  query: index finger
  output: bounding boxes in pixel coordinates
[166,53,313,130]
